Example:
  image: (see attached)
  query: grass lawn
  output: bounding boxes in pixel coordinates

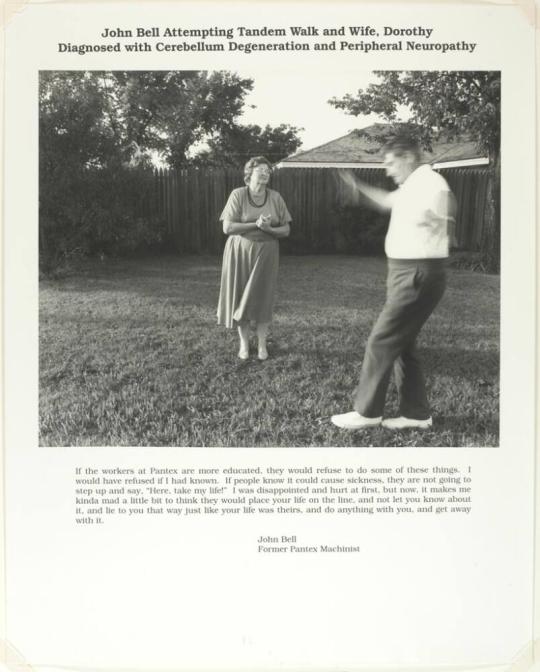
[40,255,499,447]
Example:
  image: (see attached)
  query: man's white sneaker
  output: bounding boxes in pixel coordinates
[331,411,382,429]
[382,416,432,430]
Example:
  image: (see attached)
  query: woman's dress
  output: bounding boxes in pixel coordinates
[217,187,292,328]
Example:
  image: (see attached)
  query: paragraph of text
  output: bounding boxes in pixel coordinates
[74,465,473,524]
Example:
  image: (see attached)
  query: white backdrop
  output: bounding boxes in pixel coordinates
[3,2,537,670]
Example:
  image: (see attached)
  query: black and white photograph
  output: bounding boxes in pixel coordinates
[39,69,501,447]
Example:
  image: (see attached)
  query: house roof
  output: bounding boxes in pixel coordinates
[278,123,488,168]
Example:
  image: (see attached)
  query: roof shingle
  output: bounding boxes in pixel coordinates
[281,123,486,165]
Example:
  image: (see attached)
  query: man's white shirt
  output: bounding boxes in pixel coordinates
[384,164,455,259]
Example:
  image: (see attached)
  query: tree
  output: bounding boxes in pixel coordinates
[109,71,256,167]
[39,72,165,269]
[40,71,122,170]
[40,70,256,167]
[329,71,501,271]
[193,122,303,166]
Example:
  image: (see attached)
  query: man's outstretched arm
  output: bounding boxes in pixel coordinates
[338,169,395,213]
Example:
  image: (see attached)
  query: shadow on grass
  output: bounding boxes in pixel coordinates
[266,343,498,379]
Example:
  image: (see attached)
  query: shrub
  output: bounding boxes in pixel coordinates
[40,165,168,275]
[331,204,388,255]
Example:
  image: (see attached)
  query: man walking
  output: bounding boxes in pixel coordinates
[331,135,457,431]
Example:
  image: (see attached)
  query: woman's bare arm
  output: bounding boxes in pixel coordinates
[222,219,260,235]
[260,222,291,239]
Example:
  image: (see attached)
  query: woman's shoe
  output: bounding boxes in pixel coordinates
[238,346,249,360]
[257,346,268,361]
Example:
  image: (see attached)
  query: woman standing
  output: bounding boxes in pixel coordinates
[217,156,291,360]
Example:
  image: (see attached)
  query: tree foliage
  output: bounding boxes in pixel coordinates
[329,71,500,159]
[39,72,165,271]
[329,71,501,271]
[40,70,257,169]
[108,71,256,167]
[193,122,303,166]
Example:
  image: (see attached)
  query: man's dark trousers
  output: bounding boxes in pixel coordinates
[353,258,446,420]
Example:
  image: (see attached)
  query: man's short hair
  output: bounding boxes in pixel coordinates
[383,135,421,161]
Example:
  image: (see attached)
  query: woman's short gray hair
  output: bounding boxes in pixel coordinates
[244,156,272,185]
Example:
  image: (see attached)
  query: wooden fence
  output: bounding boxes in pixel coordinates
[440,167,491,250]
[152,166,492,254]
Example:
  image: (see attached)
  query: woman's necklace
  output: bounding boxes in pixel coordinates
[247,186,268,208]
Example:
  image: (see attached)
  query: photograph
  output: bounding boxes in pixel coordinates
[39,69,501,448]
